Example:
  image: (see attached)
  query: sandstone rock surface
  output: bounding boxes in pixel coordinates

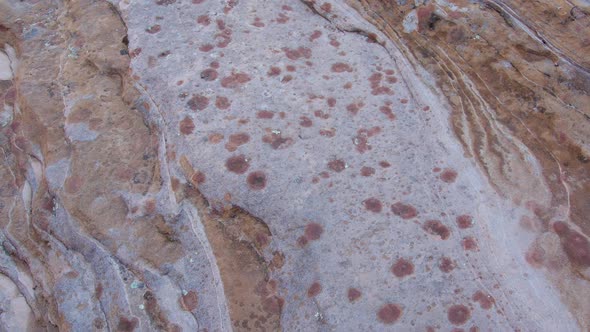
[0,0,589,331]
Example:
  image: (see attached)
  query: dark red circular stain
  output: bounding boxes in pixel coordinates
[440,168,458,183]
[328,159,346,172]
[462,237,479,251]
[456,215,473,229]
[422,220,450,240]
[200,68,218,81]
[439,257,456,273]
[179,116,195,135]
[377,303,402,324]
[247,171,267,190]
[391,202,418,219]
[225,155,249,174]
[360,166,375,177]
[187,94,209,111]
[391,258,414,278]
[347,288,361,302]
[307,282,322,297]
[363,198,382,213]
[448,304,471,325]
[304,222,323,240]
[472,291,495,310]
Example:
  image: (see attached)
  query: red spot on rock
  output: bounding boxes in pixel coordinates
[65,175,83,194]
[299,116,313,127]
[328,159,346,172]
[191,171,206,185]
[391,202,418,219]
[360,166,375,177]
[146,25,161,34]
[307,282,322,297]
[462,237,479,251]
[268,66,281,76]
[377,303,402,324]
[257,110,275,119]
[448,304,471,325]
[187,94,209,111]
[327,97,336,107]
[305,222,323,240]
[363,198,382,213]
[117,317,139,332]
[247,171,267,190]
[320,2,332,12]
[215,96,231,109]
[347,288,361,302]
[286,65,296,72]
[200,68,218,81]
[554,223,590,266]
[319,128,336,137]
[262,296,284,314]
[221,72,251,88]
[208,133,224,143]
[472,291,494,309]
[346,102,364,115]
[297,236,308,247]
[225,155,249,174]
[314,110,330,119]
[440,168,458,183]
[379,106,396,121]
[310,30,322,41]
[439,257,456,273]
[456,215,473,229]
[329,39,340,48]
[197,15,210,25]
[192,0,205,3]
[391,258,414,278]
[179,116,195,135]
[379,161,391,168]
[180,291,199,311]
[283,47,312,60]
[422,220,450,240]
[199,44,214,52]
[331,62,353,73]
[262,133,294,150]
[225,132,250,151]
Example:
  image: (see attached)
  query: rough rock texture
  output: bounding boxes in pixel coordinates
[0,0,588,331]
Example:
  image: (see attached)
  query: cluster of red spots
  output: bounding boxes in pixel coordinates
[377,303,402,325]
[200,68,218,81]
[297,222,324,247]
[225,132,250,152]
[307,282,322,297]
[223,0,237,14]
[353,127,380,153]
[448,304,471,325]
[331,62,353,73]
[267,66,281,76]
[262,132,294,150]
[208,133,224,144]
[221,72,251,88]
[422,220,451,240]
[368,72,394,96]
[461,236,479,251]
[299,116,313,127]
[146,25,161,34]
[215,96,231,110]
[310,30,322,41]
[379,104,396,121]
[346,102,364,116]
[391,202,418,219]
[256,110,275,119]
[214,19,232,48]
[197,15,210,26]
[187,94,209,111]
[327,159,346,172]
[391,258,414,278]
[251,17,265,27]
[179,116,195,135]
[283,47,312,60]
[282,4,293,11]
[440,168,458,183]
[456,215,473,229]
[247,171,267,190]
[319,128,336,137]
[347,288,361,302]
[379,161,391,168]
[314,110,330,119]
[363,198,382,213]
[320,2,332,12]
[225,155,250,174]
[360,166,375,177]
[439,256,456,273]
[472,291,495,309]
[553,221,590,266]
[276,12,290,24]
